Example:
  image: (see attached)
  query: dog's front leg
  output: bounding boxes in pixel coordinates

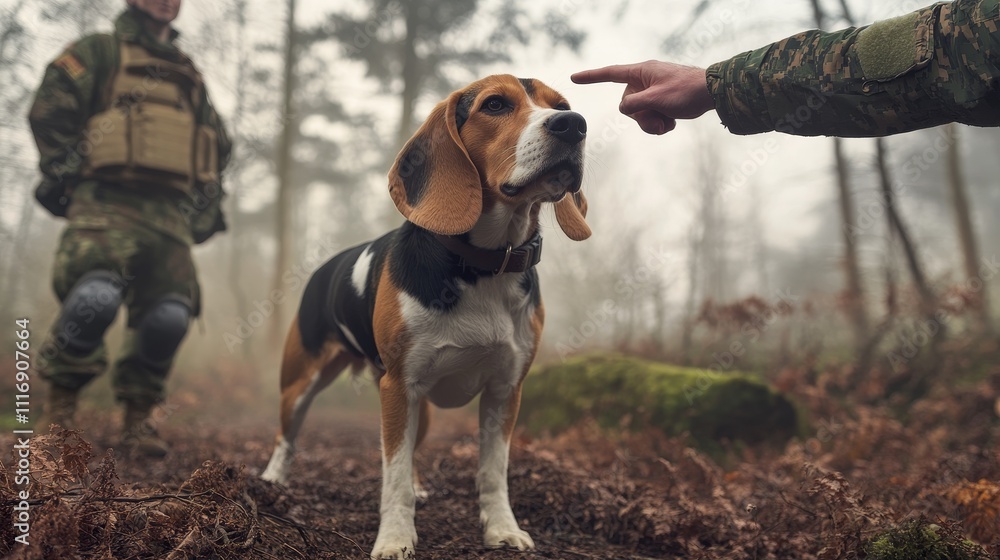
[478,383,535,551]
[372,373,419,559]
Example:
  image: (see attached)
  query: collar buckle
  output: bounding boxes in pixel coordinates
[493,243,514,276]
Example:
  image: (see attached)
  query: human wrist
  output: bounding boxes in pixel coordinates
[690,66,715,116]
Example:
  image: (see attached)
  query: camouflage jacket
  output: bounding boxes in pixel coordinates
[706,0,1000,137]
[28,9,232,244]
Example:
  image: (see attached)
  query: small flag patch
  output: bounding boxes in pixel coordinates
[54,53,86,79]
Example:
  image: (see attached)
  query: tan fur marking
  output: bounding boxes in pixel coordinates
[503,301,545,441]
[527,80,570,110]
[372,255,414,463]
[277,316,360,439]
[379,373,410,462]
[373,255,409,371]
[415,397,431,449]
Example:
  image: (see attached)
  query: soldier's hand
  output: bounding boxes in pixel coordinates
[571,60,715,135]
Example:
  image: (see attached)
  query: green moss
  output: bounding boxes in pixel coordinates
[520,354,798,453]
[865,521,990,560]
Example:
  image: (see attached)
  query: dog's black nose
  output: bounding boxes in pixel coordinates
[545,111,587,145]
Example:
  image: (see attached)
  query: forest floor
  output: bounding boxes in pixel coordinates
[2,360,1000,559]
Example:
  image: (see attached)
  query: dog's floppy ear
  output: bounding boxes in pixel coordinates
[388,91,482,235]
[554,191,591,241]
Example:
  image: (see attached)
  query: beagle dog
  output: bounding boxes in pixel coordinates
[260,74,590,559]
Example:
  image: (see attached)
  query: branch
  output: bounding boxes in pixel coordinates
[4,490,212,507]
[259,510,367,555]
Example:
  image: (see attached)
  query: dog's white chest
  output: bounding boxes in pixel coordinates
[398,275,536,407]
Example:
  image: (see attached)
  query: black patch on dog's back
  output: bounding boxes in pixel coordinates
[325,233,392,363]
[389,222,480,312]
[297,234,390,360]
[297,257,341,355]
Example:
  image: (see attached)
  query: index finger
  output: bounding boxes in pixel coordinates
[571,64,637,84]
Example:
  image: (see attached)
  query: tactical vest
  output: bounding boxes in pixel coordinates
[82,41,218,193]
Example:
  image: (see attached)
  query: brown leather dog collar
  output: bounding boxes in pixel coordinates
[434,231,543,275]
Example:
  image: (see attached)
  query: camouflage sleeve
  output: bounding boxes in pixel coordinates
[28,35,114,187]
[705,0,1000,137]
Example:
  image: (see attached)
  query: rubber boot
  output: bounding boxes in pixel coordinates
[121,402,170,458]
[43,384,79,431]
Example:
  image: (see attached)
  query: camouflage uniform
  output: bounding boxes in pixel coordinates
[707,0,1000,137]
[29,9,231,406]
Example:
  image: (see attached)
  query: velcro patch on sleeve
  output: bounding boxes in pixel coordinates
[856,12,922,81]
[54,52,86,79]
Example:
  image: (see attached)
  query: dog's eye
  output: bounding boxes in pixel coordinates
[482,96,510,114]
[554,102,570,111]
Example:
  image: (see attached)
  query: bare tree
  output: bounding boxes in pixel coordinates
[223,0,254,358]
[682,144,727,361]
[681,223,702,364]
[874,140,936,317]
[810,0,869,348]
[748,182,770,295]
[271,0,299,339]
[944,123,991,332]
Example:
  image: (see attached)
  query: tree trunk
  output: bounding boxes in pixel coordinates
[846,138,942,392]
[749,182,770,295]
[875,139,936,316]
[395,2,421,152]
[0,0,34,315]
[652,281,668,357]
[945,124,991,331]
[833,137,869,346]
[699,149,725,302]
[811,0,868,347]
[271,0,298,340]
[227,0,252,359]
[682,227,700,365]
[1,193,36,311]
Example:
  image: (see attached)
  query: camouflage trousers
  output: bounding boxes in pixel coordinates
[39,223,200,406]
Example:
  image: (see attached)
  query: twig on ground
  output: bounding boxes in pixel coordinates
[260,510,368,555]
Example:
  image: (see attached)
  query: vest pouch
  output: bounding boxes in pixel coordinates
[117,70,187,108]
[194,125,219,184]
[130,102,195,180]
[85,108,130,171]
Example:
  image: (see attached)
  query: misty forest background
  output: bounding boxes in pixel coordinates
[2,0,999,411]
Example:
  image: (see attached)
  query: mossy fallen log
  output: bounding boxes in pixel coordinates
[520,355,798,452]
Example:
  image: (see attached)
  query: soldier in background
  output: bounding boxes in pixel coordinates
[573,0,999,137]
[29,0,231,457]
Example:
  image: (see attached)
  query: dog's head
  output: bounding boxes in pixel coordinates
[388,75,590,241]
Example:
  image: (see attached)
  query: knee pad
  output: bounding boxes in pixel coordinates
[56,270,124,354]
[136,295,192,367]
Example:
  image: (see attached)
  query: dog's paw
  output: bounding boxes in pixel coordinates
[484,526,535,551]
[370,541,416,559]
[261,440,293,484]
[259,465,288,485]
[371,525,417,559]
